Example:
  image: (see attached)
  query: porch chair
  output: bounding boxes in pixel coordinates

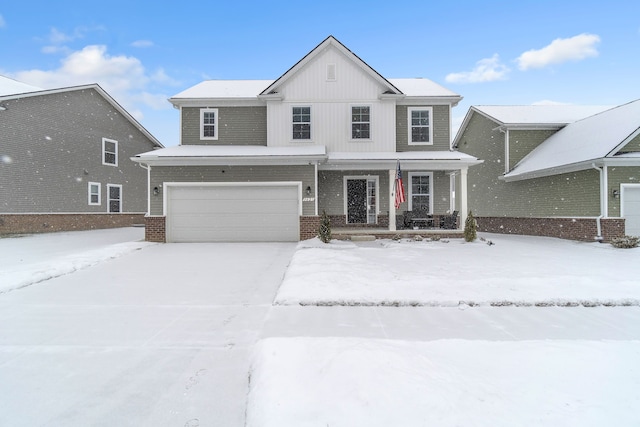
[440,210,459,229]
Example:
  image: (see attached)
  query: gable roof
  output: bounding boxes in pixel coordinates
[0,75,42,96]
[260,35,402,97]
[503,99,640,181]
[0,83,163,148]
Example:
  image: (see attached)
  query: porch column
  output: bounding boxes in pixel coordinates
[389,169,396,231]
[460,167,468,230]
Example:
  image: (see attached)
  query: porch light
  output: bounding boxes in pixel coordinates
[612,189,620,199]
[153,186,160,196]
[306,186,312,196]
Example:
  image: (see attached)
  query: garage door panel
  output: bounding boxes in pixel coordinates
[167,184,300,242]
[623,187,640,236]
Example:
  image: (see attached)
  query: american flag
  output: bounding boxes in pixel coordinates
[394,160,406,209]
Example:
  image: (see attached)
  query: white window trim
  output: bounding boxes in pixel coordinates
[408,172,434,213]
[408,107,433,146]
[107,184,122,213]
[343,175,379,224]
[102,138,118,166]
[88,182,101,206]
[349,104,372,142]
[200,108,219,140]
[291,105,312,142]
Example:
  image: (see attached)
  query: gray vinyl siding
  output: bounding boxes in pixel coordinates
[317,170,450,216]
[150,164,315,215]
[181,106,267,146]
[619,133,640,153]
[458,111,601,217]
[608,166,640,216]
[0,88,156,213]
[396,105,451,151]
[508,129,557,169]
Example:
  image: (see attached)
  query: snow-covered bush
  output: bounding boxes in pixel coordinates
[318,210,332,243]
[610,235,639,249]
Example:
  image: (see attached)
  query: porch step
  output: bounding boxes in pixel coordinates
[349,235,376,242]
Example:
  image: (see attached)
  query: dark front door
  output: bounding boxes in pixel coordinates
[346,179,367,224]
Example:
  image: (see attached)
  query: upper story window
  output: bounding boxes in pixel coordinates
[351,106,370,140]
[200,108,218,140]
[292,106,311,140]
[88,182,101,205]
[408,107,433,145]
[102,138,118,166]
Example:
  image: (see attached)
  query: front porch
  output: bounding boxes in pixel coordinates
[331,227,464,240]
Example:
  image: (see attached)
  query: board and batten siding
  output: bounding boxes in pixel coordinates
[396,105,451,151]
[459,111,601,217]
[266,44,396,151]
[181,106,267,146]
[150,165,315,216]
[0,88,154,213]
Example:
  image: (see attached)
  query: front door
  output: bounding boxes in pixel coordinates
[346,178,377,224]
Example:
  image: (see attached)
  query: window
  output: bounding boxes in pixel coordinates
[200,108,218,140]
[107,184,122,213]
[408,107,433,145]
[351,106,370,139]
[409,172,433,212]
[88,182,101,205]
[292,106,311,140]
[102,138,118,166]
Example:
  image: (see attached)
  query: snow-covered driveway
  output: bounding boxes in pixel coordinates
[0,230,296,426]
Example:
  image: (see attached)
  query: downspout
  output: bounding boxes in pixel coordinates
[138,163,151,216]
[592,163,604,241]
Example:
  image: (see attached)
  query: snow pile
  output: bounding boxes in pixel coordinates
[276,234,640,307]
[247,337,640,427]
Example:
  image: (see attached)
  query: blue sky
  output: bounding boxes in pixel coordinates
[1,1,639,146]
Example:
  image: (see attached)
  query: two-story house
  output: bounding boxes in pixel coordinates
[455,101,640,241]
[132,36,481,242]
[0,76,163,234]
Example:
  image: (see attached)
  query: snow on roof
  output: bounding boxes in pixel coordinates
[134,144,326,159]
[170,80,274,100]
[170,78,459,101]
[0,75,42,96]
[504,99,640,180]
[328,151,477,161]
[474,105,612,126]
[388,78,460,98]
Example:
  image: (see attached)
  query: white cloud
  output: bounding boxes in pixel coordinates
[11,45,174,117]
[531,100,572,106]
[517,33,600,70]
[445,54,510,84]
[131,40,154,48]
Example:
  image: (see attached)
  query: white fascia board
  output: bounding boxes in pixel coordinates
[397,96,463,106]
[169,98,265,108]
[130,154,327,167]
[319,158,483,171]
[501,160,602,182]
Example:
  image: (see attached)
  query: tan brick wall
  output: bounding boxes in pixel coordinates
[477,216,625,242]
[0,213,145,235]
[144,216,166,242]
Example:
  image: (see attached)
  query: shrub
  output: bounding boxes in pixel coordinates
[318,210,332,243]
[610,235,639,249]
[464,210,477,242]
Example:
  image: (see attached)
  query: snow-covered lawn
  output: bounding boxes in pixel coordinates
[275,234,640,307]
[247,337,640,427]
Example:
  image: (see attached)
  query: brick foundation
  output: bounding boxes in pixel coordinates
[145,216,166,242]
[0,213,145,235]
[300,215,321,240]
[477,216,625,242]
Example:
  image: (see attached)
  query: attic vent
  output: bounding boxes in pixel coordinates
[326,63,336,81]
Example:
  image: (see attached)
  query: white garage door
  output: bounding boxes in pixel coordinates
[622,185,640,236]
[167,184,300,242]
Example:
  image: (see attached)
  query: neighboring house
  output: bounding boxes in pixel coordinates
[0,76,163,234]
[454,101,640,241]
[132,36,481,242]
